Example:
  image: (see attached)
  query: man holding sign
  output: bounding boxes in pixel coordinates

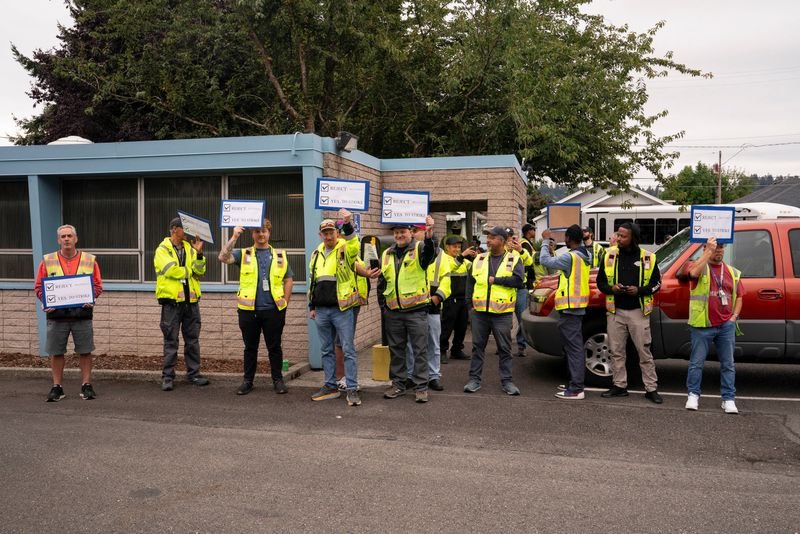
[34,224,103,402]
[154,217,209,391]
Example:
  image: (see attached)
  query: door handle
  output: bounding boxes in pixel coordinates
[757,288,783,300]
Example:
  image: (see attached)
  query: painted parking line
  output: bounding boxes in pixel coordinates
[587,388,800,403]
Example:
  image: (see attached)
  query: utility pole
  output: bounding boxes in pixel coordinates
[715,150,722,204]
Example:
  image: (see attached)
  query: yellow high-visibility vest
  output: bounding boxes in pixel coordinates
[238,246,289,311]
[428,250,453,305]
[308,236,360,311]
[603,246,657,315]
[43,251,96,277]
[689,263,741,328]
[554,251,590,311]
[589,241,605,268]
[154,238,205,303]
[381,240,430,310]
[471,251,520,314]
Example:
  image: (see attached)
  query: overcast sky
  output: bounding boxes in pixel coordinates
[2,0,799,179]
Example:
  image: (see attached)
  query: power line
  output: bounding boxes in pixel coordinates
[635,141,800,149]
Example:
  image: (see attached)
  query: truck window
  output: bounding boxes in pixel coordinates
[731,230,775,278]
[635,218,655,245]
[790,229,800,277]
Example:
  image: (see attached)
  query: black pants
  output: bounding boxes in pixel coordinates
[160,302,201,379]
[238,308,286,383]
[441,297,468,354]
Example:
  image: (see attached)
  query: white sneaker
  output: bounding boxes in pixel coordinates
[721,400,739,414]
[337,378,347,392]
[685,394,699,411]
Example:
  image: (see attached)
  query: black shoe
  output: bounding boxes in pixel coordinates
[516,348,526,357]
[601,386,629,398]
[645,390,664,404]
[188,375,210,386]
[236,381,253,395]
[273,379,288,394]
[161,377,174,392]
[441,351,449,364]
[428,379,444,391]
[80,383,96,400]
[46,385,65,402]
[450,351,470,360]
[383,386,408,399]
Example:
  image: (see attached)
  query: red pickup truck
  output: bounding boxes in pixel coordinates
[521,219,800,386]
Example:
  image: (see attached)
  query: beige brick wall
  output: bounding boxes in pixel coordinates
[1,290,39,354]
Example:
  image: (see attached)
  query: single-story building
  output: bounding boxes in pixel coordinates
[0,134,526,368]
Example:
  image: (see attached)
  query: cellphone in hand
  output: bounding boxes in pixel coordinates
[369,258,380,270]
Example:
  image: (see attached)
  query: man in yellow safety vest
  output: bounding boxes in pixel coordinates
[219,217,294,396]
[540,224,591,400]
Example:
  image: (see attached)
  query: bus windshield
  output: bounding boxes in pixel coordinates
[655,228,691,271]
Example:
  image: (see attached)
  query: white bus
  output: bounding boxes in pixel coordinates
[583,202,800,251]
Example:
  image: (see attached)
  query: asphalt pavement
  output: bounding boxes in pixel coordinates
[1,345,799,533]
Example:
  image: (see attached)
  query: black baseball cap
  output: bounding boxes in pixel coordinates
[521,223,535,234]
[483,226,508,240]
[444,235,464,245]
[170,217,183,229]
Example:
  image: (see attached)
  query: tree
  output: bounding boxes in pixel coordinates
[660,163,755,205]
[12,0,704,191]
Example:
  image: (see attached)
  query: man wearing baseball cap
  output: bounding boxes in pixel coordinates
[582,226,605,268]
[464,225,525,396]
[379,215,437,403]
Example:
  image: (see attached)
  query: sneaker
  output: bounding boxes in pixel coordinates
[415,390,429,403]
[273,379,288,394]
[450,351,470,360]
[346,389,362,406]
[516,347,526,357]
[337,378,347,392]
[383,386,408,399]
[502,382,521,396]
[188,375,210,386]
[428,379,444,391]
[46,385,65,402]
[721,400,739,414]
[645,390,663,404]
[685,393,699,411]
[441,351,449,364]
[161,377,174,392]
[555,389,585,400]
[463,379,481,393]
[80,383,96,400]
[601,386,629,398]
[556,384,568,391]
[236,381,253,395]
[311,385,341,401]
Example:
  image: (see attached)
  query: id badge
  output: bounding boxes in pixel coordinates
[262,278,269,292]
[719,290,728,306]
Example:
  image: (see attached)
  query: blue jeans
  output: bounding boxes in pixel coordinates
[514,289,528,351]
[314,307,358,390]
[687,321,736,401]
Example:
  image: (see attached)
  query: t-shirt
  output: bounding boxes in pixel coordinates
[689,262,745,326]
[232,248,294,310]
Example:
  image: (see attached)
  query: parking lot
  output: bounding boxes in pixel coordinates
[1,350,799,532]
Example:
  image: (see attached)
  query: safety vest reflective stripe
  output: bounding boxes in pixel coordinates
[381,241,430,311]
[237,296,255,307]
[238,246,289,311]
[43,251,96,276]
[603,247,655,316]
[470,251,518,314]
[688,264,740,328]
[554,251,590,311]
[432,254,443,286]
[158,261,177,275]
[315,275,337,282]
[487,301,516,313]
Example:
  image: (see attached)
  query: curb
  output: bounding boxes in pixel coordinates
[0,362,311,383]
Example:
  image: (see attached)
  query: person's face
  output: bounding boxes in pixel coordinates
[582,231,593,243]
[711,244,725,264]
[445,243,461,257]
[320,228,337,247]
[486,234,505,252]
[609,232,619,245]
[616,227,632,248]
[393,228,412,247]
[58,228,77,250]
[251,226,271,246]
[170,225,185,242]
[524,230,535,240]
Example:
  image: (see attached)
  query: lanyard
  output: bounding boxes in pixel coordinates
[709,263,725,289]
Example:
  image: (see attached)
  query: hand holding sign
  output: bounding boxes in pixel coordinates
[338,208,352,224]
[191,238,204,253]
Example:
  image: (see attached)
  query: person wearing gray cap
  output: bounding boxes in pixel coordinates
[154,217,209,391]
[463,226,525,396]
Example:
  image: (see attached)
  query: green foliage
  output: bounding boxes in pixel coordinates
[660,163,756,205]
[13,0,704,191]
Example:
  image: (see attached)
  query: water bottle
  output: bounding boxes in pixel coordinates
[282,359,289,373]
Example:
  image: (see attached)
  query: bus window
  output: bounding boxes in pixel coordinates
[678,218,690,231]
[613,219,633,233]
[589,218,596,234]
[599,218,607,241]
[655,218,678,245]
[635,219,655,245]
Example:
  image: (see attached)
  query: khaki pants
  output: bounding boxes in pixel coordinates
[607,308,658,391]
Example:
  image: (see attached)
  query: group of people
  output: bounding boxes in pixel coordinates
[35,215,742,414]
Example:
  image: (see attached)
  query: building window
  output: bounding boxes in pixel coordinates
[0,181,33,280]
[678,218,690,232]
[63,178,139,281]
[613,218,633,233]
[226,173,306,282]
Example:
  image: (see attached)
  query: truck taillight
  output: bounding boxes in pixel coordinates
[530,287,554,316]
